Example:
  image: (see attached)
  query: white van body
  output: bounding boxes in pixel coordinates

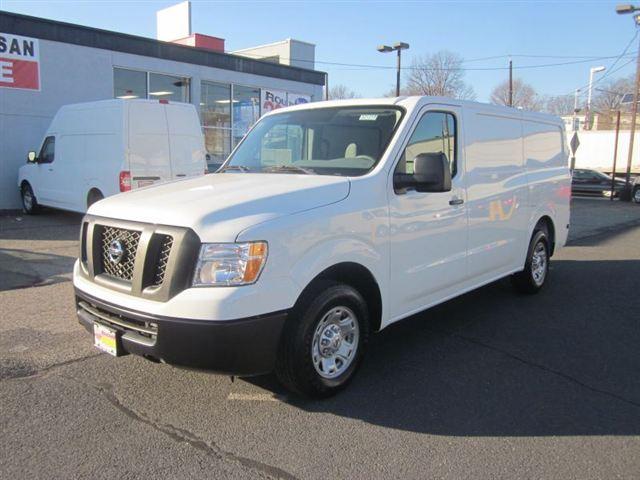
[72,96,571,397]
[18,99,206,213]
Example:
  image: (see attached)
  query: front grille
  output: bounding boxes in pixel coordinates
[101,226,141,281]
[153,235,173,286]
[80,215,199,301]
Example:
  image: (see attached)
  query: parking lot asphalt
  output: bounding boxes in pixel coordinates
[1,198,640,479]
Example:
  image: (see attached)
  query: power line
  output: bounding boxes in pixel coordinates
[234,50,638,72]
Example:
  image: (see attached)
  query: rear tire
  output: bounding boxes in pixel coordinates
[511,228,550,294]
[276,282,369,398]
[21,183,39,215]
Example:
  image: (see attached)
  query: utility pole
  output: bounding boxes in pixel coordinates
[616,4,640,199]
[625,25,640,192]
[611,110,622,200]
[508,59,513,107]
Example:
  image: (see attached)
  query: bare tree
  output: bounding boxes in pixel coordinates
[329,84,360,100]
[403,51,476,100]
[543,94,575,115]
[490,78,542,111]
[593,75,634,112]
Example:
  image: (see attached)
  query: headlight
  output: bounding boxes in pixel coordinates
[192,242,268,287]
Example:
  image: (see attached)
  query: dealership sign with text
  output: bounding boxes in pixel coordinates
[261,89,312,113]
[0,33,40,91]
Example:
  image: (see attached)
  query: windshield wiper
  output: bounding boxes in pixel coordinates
[219,165,251,173]
[263,165,314,175]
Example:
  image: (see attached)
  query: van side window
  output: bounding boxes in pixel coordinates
[39,136,55,164]
[396,112,456,177]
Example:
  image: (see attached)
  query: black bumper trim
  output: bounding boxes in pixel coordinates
[75,288,288,376]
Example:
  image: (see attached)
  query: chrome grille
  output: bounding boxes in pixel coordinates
[101,226,141,281]
[153,235,173,286]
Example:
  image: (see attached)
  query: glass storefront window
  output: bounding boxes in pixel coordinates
[201,81,232,170]
[114,68,146,99]
[233,85,261,147]
[149,72,190,102]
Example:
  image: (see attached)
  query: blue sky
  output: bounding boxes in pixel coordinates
[3,0,636,102]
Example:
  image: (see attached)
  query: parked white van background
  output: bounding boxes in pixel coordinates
[18,99,207,214]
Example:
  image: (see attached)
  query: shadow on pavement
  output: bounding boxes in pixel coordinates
[249,256,640,436]
[0,248,75,291]
[0,210,82,242]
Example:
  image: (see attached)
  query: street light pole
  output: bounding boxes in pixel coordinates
[377,42,410,96]
[586,66,606,130]
[573,88,581,131]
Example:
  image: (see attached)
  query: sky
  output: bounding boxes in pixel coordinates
[2,0,637,103]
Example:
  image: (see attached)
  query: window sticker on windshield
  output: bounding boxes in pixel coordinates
[359,114,378,121]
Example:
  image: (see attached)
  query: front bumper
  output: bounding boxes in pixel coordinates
[75,288,287,376]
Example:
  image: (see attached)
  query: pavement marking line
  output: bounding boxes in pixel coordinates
[227,392,283,402]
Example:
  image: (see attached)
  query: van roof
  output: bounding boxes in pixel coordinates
[58,98,190,111]
[271,95,562,125]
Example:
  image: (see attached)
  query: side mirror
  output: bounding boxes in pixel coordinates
[27,151,37,163]
[394,152,452,193]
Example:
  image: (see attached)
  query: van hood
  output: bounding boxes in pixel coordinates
[88,173,351,241]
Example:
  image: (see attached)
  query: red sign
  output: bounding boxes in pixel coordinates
[0,33,40,91]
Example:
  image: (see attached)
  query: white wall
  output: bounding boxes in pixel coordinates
[567,130,640,173]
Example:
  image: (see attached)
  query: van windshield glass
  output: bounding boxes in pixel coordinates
[222,106,404,176]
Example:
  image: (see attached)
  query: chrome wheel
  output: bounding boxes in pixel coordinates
[531,241,547,287]
[22,188,33,211]
[311,306,359,379]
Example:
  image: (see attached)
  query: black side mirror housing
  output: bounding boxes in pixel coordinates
[394,152,452,193]
[27,151,37,163]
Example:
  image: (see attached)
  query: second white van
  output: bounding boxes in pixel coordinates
[18,99,207,214]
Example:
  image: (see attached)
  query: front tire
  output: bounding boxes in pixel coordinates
[511,228,550,294]
[21,183,39,215]
[276,282,369,398]
[633,186,640,204]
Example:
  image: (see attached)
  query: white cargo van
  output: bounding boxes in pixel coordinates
[18,99,206,214]
[72,96,571,398]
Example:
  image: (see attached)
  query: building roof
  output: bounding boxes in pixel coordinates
[0,11,326,86]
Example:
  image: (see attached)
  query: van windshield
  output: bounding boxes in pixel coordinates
[221,106,404,176]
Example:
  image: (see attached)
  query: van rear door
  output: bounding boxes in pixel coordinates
[127,101,172,188]
[165,103,206,179]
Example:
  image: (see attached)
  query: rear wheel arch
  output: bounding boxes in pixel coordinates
[535,215,555,256]
[87,188,104,208]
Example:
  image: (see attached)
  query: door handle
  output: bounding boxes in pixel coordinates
[48,168,53,172]
[449,198,464,206]
[176,174,186,177]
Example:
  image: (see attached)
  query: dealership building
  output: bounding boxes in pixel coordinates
[0,7,326,210]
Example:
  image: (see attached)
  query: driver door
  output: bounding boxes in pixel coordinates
[388,107,468,320]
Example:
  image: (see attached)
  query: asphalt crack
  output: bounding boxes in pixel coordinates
[61,375,298,480]
[432,327,640,410]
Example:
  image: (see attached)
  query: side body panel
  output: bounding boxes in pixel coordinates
[522,117,571,254]
[463,108,530,282]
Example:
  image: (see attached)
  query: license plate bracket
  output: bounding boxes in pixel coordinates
[93,322,120,356]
